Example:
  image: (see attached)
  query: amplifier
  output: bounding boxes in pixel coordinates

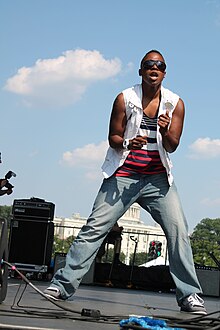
[196,268,220,297]
[8,218,54,269]
[53,253,67,274]
[12,198,55,221]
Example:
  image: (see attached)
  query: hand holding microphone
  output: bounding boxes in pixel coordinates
[129,135,147,150]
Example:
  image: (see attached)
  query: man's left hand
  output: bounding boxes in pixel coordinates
[158,111,170,134]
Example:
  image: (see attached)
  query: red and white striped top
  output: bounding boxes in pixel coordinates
[115,113,166,177]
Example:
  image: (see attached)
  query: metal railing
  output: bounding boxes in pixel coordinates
[53,224,220,268]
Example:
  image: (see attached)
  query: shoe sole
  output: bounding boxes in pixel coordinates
[44,293,63,301]
[180,310,207,315]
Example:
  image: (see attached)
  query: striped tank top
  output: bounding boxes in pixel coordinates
[115,113,166,177]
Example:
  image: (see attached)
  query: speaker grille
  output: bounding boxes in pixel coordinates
[8,219,54,266]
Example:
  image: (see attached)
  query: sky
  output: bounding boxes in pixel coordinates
[1,0,220,232]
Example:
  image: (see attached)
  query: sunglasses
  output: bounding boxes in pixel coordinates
[142,60,166,72]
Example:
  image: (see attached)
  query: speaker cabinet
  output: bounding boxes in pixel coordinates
[8,218,54,272]
[53,253,66,274]
[12,198,55,221]
[196,268,220,297]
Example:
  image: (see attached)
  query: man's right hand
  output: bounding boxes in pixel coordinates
[128,135,147,149]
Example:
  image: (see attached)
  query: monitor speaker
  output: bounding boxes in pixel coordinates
[53,253,67,274]
[196,268,220,297]
[8,218,54,269]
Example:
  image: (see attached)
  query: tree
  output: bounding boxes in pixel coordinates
[129,252,149,266]
[0,205,12,226]
[102,248,126,263]
[190,218,220,267]
[53,235,75,256]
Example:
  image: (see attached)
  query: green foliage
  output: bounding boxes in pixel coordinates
[0,205,12,220]
[101,248,126,263]
[53,235,75,256]
[0,205,12,226]
[191,218,220,267]
[102,248,114,263]
[129,252,149,266]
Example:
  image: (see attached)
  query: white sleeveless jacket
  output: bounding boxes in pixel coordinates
[101,84,179,185]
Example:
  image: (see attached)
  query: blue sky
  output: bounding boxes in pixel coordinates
[1,0,220,232]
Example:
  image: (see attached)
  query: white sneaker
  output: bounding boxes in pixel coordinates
[44,286,62,301]
[180,293,207,315]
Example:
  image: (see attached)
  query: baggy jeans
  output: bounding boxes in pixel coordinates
[51,173,202,303]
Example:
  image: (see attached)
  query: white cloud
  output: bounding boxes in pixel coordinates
[200,197,220,206]
[61,140,108,170]
[188,137,220,159]
[4,49,122,108]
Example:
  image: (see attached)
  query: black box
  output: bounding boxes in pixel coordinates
[8,218,54,271]
[53,253,67,274]
[196,268,220,297]
[12,198,55,221]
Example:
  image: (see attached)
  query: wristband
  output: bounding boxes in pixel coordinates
[123,139,130,150]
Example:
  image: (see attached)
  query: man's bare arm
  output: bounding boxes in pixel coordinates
[158,98,185,153]
[108,93,127,149]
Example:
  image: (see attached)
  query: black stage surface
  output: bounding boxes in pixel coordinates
[0,278,219,330]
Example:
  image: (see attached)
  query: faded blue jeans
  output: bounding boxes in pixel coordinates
[51,173,202,303]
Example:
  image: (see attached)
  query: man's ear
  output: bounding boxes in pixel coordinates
[138,68,142,76]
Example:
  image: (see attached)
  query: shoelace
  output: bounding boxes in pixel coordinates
[188,293,204,307]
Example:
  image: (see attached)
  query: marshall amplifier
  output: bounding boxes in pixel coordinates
[12,198,55,221]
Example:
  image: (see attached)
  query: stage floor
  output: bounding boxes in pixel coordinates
[0,278,219,329]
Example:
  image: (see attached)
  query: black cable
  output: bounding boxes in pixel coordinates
[2,260,220,328]
[3,261,82,314]
[2,281,67,320]
[11,280,64,313]
[2,261,128,324]
[11,281,28,310]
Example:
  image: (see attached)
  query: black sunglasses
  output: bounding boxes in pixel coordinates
[142,60,166,72]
